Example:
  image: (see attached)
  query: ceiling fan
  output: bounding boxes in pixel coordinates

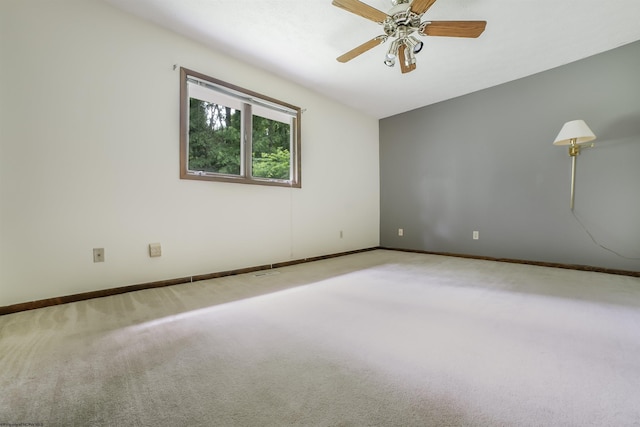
[332,0,486,73]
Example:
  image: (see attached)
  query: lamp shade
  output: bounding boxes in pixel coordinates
[553,120,596,146]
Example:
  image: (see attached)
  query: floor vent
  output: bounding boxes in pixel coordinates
[253,270,281,277]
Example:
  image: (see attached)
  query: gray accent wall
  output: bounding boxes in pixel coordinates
[380,40,640,271]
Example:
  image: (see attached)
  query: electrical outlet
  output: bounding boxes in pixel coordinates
[93,248,105,263]
[149,243,162,257]
[473,231,479,240]
[398,228,404,237]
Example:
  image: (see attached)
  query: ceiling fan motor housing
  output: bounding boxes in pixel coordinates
[383,4,422,38]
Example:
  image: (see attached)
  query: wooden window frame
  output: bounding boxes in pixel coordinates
[179,68,301,188]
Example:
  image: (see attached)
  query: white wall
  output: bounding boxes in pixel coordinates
[0,0,380,306]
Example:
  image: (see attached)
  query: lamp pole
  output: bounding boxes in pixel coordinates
[570,150,577,211]
[569,138,579,211]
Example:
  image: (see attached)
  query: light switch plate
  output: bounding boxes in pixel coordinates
[149,243,162,257]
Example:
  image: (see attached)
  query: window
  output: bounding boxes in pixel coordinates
[180,68,301,188]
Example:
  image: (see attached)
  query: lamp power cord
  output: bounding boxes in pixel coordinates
[572,210,640,260]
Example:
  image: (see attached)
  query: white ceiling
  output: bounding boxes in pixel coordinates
[102,0,640,119]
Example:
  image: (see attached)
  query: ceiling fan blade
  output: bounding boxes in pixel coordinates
[398,44,417,74]
[420,21,487,38]
[332,0,388,24]
[410,0,438,15]
[337,36,387,63]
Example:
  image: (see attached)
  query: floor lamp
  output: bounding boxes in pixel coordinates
[553,120,596,210]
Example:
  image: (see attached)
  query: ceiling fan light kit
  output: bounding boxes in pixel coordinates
[332,0,486,73]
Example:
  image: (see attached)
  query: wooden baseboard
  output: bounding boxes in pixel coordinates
[379,247,640,278]
[4,246,636,316]
[0,248,377,316]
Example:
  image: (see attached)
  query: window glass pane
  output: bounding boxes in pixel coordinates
[188,98,241,175]
[251,115,291,180]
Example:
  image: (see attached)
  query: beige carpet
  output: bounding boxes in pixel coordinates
[2,250,640,426]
